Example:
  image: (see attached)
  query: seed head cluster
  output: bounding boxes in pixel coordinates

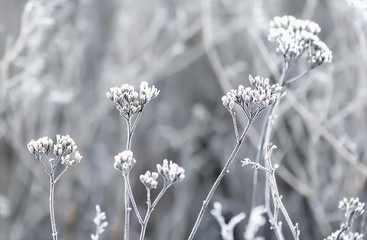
[27,135,82,168]
[268,15,332,67]
[157,159,185,184]
[222,75,282,116]
[140,171,159,190]
[114,150,136,175]
[106,81,159,118]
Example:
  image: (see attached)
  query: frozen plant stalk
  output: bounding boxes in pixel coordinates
[188,74,282,240]
[107,81,159,240]
[27,135,82,240]
[326,198,365,240]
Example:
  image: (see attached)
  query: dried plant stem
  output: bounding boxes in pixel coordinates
[49,177,58,240]
[251,59,290,209]
[264,146,300,240]
[123,112,143,240]
[139,182,169,240]
[188,119,252,240]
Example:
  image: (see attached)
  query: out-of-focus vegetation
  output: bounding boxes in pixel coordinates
[0,0,366,239]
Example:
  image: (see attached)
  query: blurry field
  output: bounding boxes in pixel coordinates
[0,0,366,239]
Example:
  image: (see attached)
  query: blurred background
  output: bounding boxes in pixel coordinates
[0,0,366,239]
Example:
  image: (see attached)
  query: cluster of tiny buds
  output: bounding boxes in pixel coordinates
[222,75,282,114]
[53,135,82,167]
[156,159,185,184]
[268,15,332,67]
[140,171,159,190]
[27,137,53,156]
[114,150,136,175]
[339,197,365,220]
[106,81,160,118]
[27,135,82,168]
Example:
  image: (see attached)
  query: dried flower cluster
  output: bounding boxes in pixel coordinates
[140,171,159,190]
[157,159,185,184]
[54,135,82,167]
[91,205,108,240]
[339,197,365,220]
[326,198,365,240]
[222,75,282,117]
[27,137,53,156]
[268,15,332,67]
[27,135,82,168]
[106,81,159,118]
[114,150,136,175]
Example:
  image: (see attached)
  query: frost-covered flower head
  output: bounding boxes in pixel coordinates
[140,171,159,189]
[339,197,365,222]
[156,159,185,184]
[27,137,53,156]
[106,81,159,118]
[114,150,136,175]
[53,135,82,167]
[268,15,332,67]
[27,135,82,169]
[222,75,282,118]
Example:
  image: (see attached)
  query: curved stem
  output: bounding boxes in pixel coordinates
[124,174,143,223]
[187,120,252,240]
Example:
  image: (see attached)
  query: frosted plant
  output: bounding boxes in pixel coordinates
[251,16,333,227]
[27,135,82,240]
[242,145,300,240]
[125,159,185,240]
[244,205,266,240]
[188,74,280,240]
[114,150,136,176]
[107,81,159,240]
[91,205,108,240]
[268,15,332,69]
[156,159,186,184]
[210,202,246,240]
[106,81,159,119]
[326,198,365,240]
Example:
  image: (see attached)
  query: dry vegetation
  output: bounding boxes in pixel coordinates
[0,0,366,239]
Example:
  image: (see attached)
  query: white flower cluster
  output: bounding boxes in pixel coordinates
[140,171,159,189]
[222,75,282,114]
[27,137,53,156]
[91,205,108,240]
[157,159,185,184]
[339,197,365,222]
[268,15,332,67]
[27,135,82,168]
[325,198,365,240]
[106,81,159,118]
[53,135,82,167]
[114,150,136,175]
[326,231,364,240]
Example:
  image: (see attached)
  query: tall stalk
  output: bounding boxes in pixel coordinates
[188,119,252,240]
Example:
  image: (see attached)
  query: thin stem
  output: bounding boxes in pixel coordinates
[49,177,58,240]
[264,146,299,240]
[187,120,252,240]
[37,155,51,175]
[124,174,143,223]
[124,176,130,240]
[139,183,170,240]
[53,167,69,184]
[230,112,239,141]
[124,117,133,240]
[251,59,290,209]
